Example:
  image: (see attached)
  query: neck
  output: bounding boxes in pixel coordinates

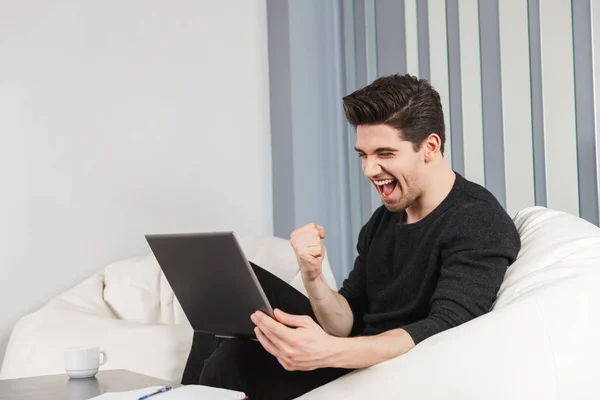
[404,161,456,224]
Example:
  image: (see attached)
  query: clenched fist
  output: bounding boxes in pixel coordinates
[290,223,326,284]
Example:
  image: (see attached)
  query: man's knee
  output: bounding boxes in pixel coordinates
[198,338,255,389]
[198,352,222,387]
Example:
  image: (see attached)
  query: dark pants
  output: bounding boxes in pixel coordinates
[181,262,352,399]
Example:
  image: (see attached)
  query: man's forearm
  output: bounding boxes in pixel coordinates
[304,274,354,337]
[327,328,416,369]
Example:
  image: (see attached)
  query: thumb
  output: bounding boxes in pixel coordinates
[317,225,326,239]
[274,309,310,327]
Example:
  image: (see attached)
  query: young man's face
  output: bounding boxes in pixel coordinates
[355,124,425,212]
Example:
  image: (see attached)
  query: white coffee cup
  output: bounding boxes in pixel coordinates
[64,346,107,379]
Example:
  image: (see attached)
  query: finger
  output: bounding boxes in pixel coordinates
[299,252,322,262]
[301,223,318,232]
[252,311,295,345]
[277,357,294,371]
[298,245,323,259]
[253,318,286,351]
[295,233,321,245]
[293,362,318,371]
[274,309,313,328]
[317,225,326,238]
[304,243,323,252]
[255,327,280,358]
[291,224,316,239]
[298,227,321,240]
[277,357,317,372]
[291,235,321,251]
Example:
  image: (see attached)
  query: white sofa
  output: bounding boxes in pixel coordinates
[0,235,337,383]
[2,207,600,399]
[301,206,600,399]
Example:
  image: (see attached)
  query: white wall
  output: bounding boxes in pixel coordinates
[0,0,272,364]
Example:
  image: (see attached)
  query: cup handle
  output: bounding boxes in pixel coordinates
[99,351,107,366]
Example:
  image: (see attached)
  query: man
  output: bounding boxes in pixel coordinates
[188,74,521,399]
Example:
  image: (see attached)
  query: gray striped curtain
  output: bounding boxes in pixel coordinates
[268,0,599,284]
[343,0,600,227]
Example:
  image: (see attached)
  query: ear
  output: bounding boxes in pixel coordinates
[423,133,442,163]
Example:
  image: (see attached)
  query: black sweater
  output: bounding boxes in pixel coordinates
[338,173,521,344]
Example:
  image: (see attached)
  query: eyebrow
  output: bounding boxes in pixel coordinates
[354,146,399,153]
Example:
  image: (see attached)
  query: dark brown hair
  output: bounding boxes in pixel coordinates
[343,74,445,154]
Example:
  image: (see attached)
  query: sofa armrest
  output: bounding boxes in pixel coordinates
[0,308,193,382]
[298,294,558,400]
[300,273,600,400]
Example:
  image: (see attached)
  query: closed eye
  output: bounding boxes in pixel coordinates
[356,152,395,158]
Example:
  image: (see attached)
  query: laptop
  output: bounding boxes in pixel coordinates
[145,232,274,339]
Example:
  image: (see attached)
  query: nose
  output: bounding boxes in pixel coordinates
[362,156,381,178]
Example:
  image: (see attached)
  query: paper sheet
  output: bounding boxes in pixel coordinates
[91,385,246,399]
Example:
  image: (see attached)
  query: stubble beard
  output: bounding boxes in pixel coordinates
[383,187,417,213]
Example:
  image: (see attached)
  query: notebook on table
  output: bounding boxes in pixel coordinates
[91,385,247,400]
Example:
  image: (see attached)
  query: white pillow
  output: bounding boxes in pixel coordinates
[102,253,187,324]
[102,236,314,324]
[494,206,600,309]
[236,236,301,284]
[237,235,337,294]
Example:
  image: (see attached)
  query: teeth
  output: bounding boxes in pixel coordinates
[373,179,394,186]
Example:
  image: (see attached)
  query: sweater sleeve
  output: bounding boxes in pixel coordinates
[401,204,521,344]
[338,223,370,337]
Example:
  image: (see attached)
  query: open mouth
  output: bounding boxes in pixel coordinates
[373,178,398,200]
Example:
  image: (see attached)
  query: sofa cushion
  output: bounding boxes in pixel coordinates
[237,236,301,284]
[102,254,186,324]
[494,206,600,309]
[237,235,338,295]
[45,235,336,326]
